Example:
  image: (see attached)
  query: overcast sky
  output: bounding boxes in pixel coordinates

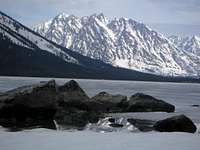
[0,0,200,35]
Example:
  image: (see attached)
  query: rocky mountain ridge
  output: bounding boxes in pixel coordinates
[34,13,200,76]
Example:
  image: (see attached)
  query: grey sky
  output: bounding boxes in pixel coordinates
[0,0,200,36]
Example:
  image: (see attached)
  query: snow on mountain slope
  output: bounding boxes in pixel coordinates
[0,11,78,64]
[169,35,200,56]
[35,13,82,49]
[34,13,200,76]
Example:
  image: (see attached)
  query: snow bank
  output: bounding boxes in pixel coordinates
[0,129,199,150]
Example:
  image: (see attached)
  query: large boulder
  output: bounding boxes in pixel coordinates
[54,99,104,129]
[153,115,197,133]
[0,80,58,129]
[126,93,175,112]
[55,81,104,128]
[58,80,89,103]
[90,91,127,112]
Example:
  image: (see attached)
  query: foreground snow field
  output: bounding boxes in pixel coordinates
[0,129,199,150]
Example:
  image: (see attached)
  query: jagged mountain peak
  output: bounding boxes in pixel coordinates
[80,13,110,25]
[95,13,109,24]
[34,13,200,76]
[56,12,70,19]
[54,13,80,22]
[191,35,200,42]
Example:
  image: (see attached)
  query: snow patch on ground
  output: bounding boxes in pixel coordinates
[0,129,199,150]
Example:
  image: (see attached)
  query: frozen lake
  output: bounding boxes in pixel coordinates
[0,76,200,122]
[0,128,200,150]
[0,76,200,150]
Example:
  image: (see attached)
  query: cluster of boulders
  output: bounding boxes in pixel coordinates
[107,115,197,133]
[0,80,197,133]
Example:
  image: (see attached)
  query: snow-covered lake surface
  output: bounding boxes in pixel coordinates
[0,76,200,150]
[0,129,200,150]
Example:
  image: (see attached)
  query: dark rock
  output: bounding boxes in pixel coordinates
[109,123,123,128]
[191,104,199,107]
[92,91,127,104]
[127,118,155,132]
[55,82,107,128]
[61,100,89,111]
[153,115,197,133]
[58,80,89,103]
[54,109,103,129]
[126,93,175,112]
[54,109,88,129]
[0,80,58,129]
[108,118,115,123]
[84,100,106,112]
[91,91,127,112]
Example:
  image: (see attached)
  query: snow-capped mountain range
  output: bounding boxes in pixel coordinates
[3,11,179,81]
[34,13,200,76]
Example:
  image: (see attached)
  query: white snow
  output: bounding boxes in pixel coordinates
[0,129,199,150]
[169,35,200,57]
[94,18,116,41]
[0,28,32,49]
[114,58,130,68]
